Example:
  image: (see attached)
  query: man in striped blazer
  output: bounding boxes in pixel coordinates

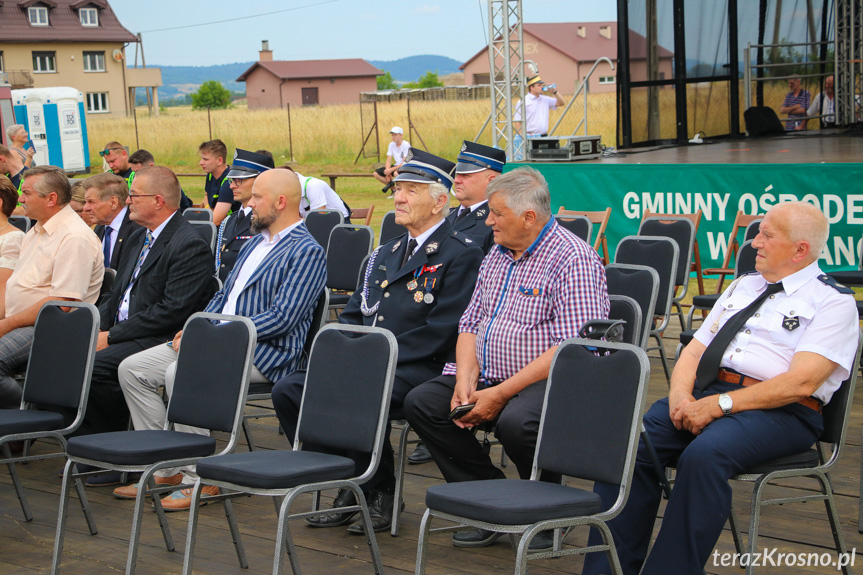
[112,168,327,510]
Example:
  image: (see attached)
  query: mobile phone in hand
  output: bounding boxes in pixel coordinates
[448,403,476,420]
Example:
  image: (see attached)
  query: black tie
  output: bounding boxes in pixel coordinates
[694,282,784,391]
[402,239,418,268]
[235,210,246,225]
[455,207,471,223]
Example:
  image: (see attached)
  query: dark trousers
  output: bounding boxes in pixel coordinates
[582,381,823,575]
[75,338,161,436]
[270,362,439,494]
[403,375,555,483]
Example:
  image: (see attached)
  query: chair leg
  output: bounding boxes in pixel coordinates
[672,300,686,331]
[727,504,746,556]
[273,489,304,575]
[858,438,863,533]
[3,443,32,521]
[127,474,174,575]
[818,475,853,575]
[182,480,204,575]
[224,497,249,569]
[392,422,412,537]
[650,332,672,384]
[348,484,385,574]
[745,479,766,575]
[594,521,625,575]
[414,509,433,575]
[72,473,98,535]
[148,474,176,552]
[51,459,76,575]
[242,416,257,451]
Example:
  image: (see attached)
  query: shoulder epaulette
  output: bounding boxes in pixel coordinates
[817,274,854,294]
[450,230,477,247]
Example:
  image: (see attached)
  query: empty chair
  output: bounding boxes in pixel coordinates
[326,224,374,313]
[180,324,398,575]
[638,214,697,330]
[554,213,592,244]
[614,236,678,382]
[0,302,99,521]
[305,209,344,251]
[608,294,643,347]
[51,313,256,575]
[379,210,407,245]
[744,217,761,241]
[9,215,31,232]
[685,240,757,332]
[351,204,375,226]
[415,339,650,575]
[604,263,660,351]
[188,220,217,254]
[703,211,763,293]
[557,207,611,264]
[182,207,213,222]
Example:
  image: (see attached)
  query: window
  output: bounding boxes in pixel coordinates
[79,7,98,26]
[28,6,49,26]
[32,51,56,73]
[83,51,105,72]
[86,92,109,113]
[0,52,4,73]
[599,76,616,85]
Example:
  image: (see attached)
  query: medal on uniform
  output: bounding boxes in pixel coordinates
[423,292,435,304]
[782,315,800,331]
[414,291,424,303]
[381,280,388,289]
[407,280,418,291]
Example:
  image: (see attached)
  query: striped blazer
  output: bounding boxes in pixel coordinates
[205,222,327,382]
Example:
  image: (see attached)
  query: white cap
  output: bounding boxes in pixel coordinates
[390,126,404,135]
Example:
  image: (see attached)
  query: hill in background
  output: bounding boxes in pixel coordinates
[368,55,463,82]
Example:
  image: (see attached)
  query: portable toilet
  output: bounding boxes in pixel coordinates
[0,75,12,147]
[12,87,90,173]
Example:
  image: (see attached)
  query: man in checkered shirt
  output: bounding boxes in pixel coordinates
[404,166,609,550]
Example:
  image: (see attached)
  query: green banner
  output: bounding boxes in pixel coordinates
[512,163,863,272]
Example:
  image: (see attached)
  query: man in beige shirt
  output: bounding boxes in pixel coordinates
[0,166,104,409]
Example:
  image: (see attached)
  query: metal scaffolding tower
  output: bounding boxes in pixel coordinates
[488,0,526,160]
[835,0,862,125]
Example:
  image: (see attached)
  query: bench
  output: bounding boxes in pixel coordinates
[321,172,376,191]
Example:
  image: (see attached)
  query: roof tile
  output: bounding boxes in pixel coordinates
[0,0,137,43]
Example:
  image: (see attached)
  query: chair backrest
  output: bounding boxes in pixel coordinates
[557,207,611,256]
[744,218,762,241]
[9,215,31,232]
[638,215,696,288]
[553,214,592,245]
[734,240,757,277]
[614,236,678,320]
[608,295,642,347]
[533,339,649,487]
[605,263,659,350]
[305,210,344,251]
[379,210,407,245]
[302,289,330,359]
[296,324,397,481]
[189,220,217,254]
[23,302,99,415]
[98,268,117,304]
[167,313,256,437]
[326,224,374,291]
[351,204,375,227]
[820,331,862,449]
[718,211,763,270]
[183,208,213,222]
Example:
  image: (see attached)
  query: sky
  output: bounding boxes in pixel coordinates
[109,0,617,67]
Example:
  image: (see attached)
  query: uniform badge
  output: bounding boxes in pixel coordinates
[460,143,467,152]
[476,209,486,217]
[413,291,424,303]
[425,242,439,254]
[424,292,435,304]
[405,149,414,163]
[391,240,402,253]
[465,237,473,243]
[518,286,543,296]
[381,280,388,289]
[782,316,800,331]
[407,280,418,291]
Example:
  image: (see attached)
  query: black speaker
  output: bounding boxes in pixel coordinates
[744,106,786,137]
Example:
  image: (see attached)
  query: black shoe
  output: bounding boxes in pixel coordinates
[346,490,402,535]
[306,488,359,528]
[452,528,503,548]
[408,442,433,465]
[527,528,571,551]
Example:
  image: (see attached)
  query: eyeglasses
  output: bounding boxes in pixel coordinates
[228,176,256,185]
[128,192,158,199]
[99,147,123,157]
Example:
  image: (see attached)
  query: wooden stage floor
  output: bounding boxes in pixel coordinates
[590,129,863,165]
[2,322,863,575]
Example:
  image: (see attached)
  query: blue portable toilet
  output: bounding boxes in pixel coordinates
[12,87,90,173]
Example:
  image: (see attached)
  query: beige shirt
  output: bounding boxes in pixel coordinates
[6,204,104,317]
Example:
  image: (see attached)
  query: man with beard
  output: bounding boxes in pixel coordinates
[112,168,326,511]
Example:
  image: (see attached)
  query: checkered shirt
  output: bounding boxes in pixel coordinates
[782,89,811,130]
[442,218,609,383]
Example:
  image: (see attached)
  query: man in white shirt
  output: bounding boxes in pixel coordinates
[287,167,351,220]
[373,126,411,194]
[806,74,835,128]
[513,75,565,137]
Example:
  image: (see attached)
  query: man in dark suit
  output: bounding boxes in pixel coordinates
[83,166,216,441]
[446,140,506,254]
[84,173,142,270]
[215,149,274,282]
[271,148,484,534]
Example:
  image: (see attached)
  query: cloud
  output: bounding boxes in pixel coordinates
[414,5,440,14]
[361,13,374,20]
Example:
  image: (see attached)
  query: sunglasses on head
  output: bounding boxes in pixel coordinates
[99,147,123,157]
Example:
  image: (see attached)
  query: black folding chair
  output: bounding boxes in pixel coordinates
[182,207,213,222]
[609,295,643,347]
[0,302,99,521]
[415,339,650,574]
[326,224,374,314]
[51,313,256,575]
[604,263,659,351]
[379,210,407,245]
[305,209,344,251]
[553,213,592,245]
[188,220,218,254]
[638,215,697,330]
[180,324,398,575]
[9,215,31,232]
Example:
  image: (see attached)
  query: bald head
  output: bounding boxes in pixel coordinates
[248,169,302,235]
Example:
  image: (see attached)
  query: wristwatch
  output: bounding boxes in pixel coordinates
[718,393,733,416]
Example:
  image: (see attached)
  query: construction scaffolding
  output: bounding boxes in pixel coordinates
[488,0,526,160]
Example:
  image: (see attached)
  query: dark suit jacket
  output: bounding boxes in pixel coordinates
[340,221,483,382]
[217,209,256,283]
[447,201,495,254]
[99,211,216,343]
[95,209,143,270]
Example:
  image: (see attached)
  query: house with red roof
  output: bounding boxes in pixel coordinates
[237,42,381,109]
[460,22,673,94]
